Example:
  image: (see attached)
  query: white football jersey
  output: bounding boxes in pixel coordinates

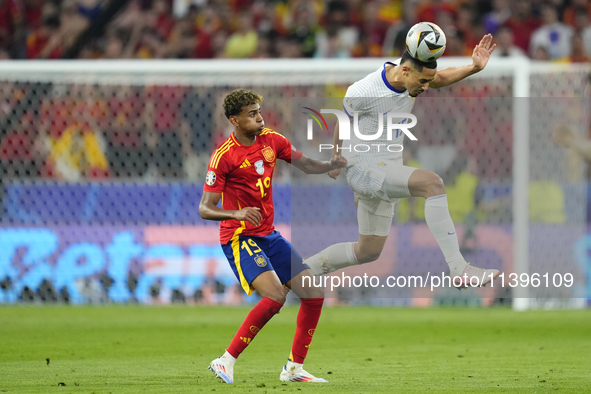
[342,60,416,164]
[342,61,416,202]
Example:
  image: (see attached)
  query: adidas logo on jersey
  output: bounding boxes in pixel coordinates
[240,159,252,168]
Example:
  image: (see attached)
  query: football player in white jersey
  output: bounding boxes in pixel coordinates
[306,33,499,289]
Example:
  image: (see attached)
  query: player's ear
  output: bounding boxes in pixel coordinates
[229,115,239,128]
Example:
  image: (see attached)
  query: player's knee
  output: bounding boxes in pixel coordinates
[426,173,445,197]
[265,291,287,305]
[410,170,446,198]
[258,283,288,304]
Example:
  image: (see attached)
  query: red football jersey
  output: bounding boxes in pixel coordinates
[203,128,303,244]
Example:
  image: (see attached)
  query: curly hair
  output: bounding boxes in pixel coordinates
[223,89,263,119]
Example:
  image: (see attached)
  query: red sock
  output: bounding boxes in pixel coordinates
[226,297,283,359]
[289,298,324,364]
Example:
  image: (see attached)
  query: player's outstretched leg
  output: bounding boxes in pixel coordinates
[279,270,328,383]
[305,232,388,276]
[305,242,358,275]
[209,272,285,383]
[406,169,499,286]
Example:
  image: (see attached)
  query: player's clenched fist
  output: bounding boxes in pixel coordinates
[233,207,262,226]
[329,155,347,169]
[327,155,347,180]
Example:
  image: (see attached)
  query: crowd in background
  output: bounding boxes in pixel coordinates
[0,0,591,61]
[0,83,222,181]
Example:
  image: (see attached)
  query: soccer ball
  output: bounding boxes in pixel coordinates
[406,22,446,62]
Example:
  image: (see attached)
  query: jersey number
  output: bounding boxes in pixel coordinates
[241,238,262,256]
[255,177,271,198]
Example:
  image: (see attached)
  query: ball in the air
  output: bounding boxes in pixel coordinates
[406,22,446,62]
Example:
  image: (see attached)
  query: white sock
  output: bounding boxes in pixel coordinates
[305,242,359,276]
[424,195,467,277]
[222,350,237,364]
[286,360,303,371]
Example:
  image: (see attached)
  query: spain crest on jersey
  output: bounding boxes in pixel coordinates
[261,146,275,162]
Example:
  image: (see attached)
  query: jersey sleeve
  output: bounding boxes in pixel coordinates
[274,133,303,163]
[203,151,229,193]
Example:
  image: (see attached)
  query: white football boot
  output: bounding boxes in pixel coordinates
[453,263,499,290]
[208,354,235,383]
[279,362,328,383]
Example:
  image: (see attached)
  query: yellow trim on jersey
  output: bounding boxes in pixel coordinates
[209,139,233,167]
[260,128,285,138]
[212,142,234,169]
[212,141,234,169]
[230,132,241,146]
[231,201,253,295]
[209,139,232,166]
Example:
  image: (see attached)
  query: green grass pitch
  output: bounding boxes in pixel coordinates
[1,305,590,393]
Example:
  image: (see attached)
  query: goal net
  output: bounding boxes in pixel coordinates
[0,59,588,308]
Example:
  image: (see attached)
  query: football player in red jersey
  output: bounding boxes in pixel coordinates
[199,89,346,383]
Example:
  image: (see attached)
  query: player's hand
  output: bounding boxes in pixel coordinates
[472,34,496,71]
[328,168,342,180]
[328,155,346,179]
[553,126,575,147]
[329,154,347,170]
[233,207,262,227]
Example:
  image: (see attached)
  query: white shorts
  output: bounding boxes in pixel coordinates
[357,198,395,236]
[353,163,417,236]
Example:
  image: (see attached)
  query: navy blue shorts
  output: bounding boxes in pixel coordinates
[221,230,309,295]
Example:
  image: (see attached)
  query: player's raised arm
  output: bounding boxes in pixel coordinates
[291,153,347,174]
[199,191,262,226]
[429,34,496,89]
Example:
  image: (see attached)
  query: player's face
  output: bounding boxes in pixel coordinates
[232,103,265,135]
[407,67,437,97]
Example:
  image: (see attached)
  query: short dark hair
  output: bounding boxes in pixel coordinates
[400,50,437,72]
[223,89,263,119]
